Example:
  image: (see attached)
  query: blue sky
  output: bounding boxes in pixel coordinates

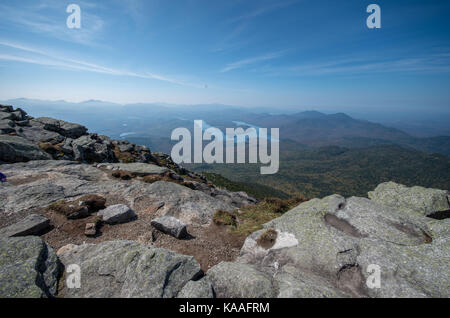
[0,0,449,114]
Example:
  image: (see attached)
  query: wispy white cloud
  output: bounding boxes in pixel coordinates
[291,56,450,76]
[212,1,298,53]
[211,23,249,53]
[0,40,203,88]
[220,51,285,73]
[0,1,105,46]
[249,54,450,77]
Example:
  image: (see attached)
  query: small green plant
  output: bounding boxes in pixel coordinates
[229,196,308,236]
[93,216,103,228]
[213,210,237,227]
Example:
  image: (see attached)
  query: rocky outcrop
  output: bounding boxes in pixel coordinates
[0,160,239,225]
[0,236,61,298]
[188,181,257,208]
[57,240,202,298]
[368,181,450,218]
[33,117,87,139]
[0,105,262,298]
[0,105,256,209]
[204,185,450,298]
[0,105,157,164]
[71,134,116,162]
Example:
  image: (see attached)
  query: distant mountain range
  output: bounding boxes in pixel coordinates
[3,98,449,156]
[242,111,450,156]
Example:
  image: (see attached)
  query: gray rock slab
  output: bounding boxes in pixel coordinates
[0,135,51,162]
[57,240,202,298]
[98,204,136,224]
[0,236,61,298]
[151,216,187,239]
[0,214,50,237]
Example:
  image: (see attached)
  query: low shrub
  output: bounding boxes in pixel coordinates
[230,195,309,236]
[213,210,237,227]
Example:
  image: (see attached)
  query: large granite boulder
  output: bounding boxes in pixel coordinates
[0,135,52,162]
[0,236,61,298]
[127,181,234,224]
[0,161,238,226]
[368,181,450,218]
[207,184,450,298]
[57,240,202,298]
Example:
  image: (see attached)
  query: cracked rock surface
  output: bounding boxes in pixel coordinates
[57,240,202,298]
[207,184,450,298]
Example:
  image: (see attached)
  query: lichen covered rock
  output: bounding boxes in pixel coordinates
[57,240,202,298]
[0,236,61,298]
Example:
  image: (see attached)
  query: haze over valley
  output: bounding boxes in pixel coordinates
[3,97,449,199]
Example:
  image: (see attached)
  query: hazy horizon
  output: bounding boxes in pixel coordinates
[3,96,450,119]
[2,96,450,139]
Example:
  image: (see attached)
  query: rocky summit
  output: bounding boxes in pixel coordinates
[0,104,449,298]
